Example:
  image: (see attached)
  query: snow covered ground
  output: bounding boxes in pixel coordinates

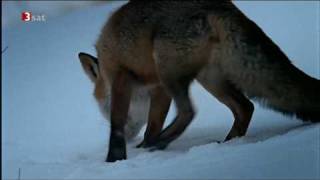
[2,1,320,179]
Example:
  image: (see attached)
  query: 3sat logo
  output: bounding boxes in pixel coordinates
[21,11,46,22]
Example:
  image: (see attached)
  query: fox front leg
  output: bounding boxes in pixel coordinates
[106,69,133,162]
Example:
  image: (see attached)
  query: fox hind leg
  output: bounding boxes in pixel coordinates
[222,85,254,141]
[149,49,205,149]
[153,76,195,150]
[136,85,171,148]
[197,67,254,142]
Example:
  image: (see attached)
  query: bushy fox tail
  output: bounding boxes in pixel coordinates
[245,30,320,123]
[208,3,320,123]
[235,52,320,123]
[231,43,320,123]
[267,74,320,123]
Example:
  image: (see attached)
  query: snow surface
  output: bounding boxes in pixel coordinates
[2,1,320,179]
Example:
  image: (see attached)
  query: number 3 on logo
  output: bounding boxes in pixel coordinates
[21,12,31,22]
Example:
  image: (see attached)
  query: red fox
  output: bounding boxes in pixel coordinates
[78,1,320,162]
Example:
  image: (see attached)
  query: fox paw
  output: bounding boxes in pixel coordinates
[136,140,149,148]
[106,150,126,162]
[136,138,157,148]
[147,139,169,151]
[224,128,246,142]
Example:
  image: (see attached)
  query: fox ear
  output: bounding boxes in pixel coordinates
[78,52,99,83]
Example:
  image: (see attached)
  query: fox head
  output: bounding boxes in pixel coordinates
[78,52,149,140]
[78,52,111,124]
